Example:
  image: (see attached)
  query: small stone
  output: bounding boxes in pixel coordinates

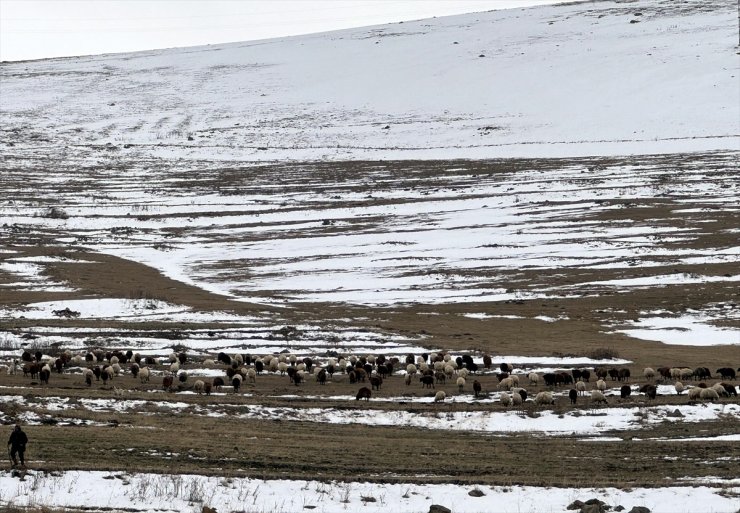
[581,505,605,513]
[666,409,683,418]
[468,488,485,497]
[628,508,651,513]
[429,506,452,513]
[568,501,585,510]
[614,507,625,512]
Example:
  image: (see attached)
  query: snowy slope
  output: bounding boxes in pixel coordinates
[1,0,738,161]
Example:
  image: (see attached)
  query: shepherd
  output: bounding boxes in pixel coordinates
[8,424,28,468]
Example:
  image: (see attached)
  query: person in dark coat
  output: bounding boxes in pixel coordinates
[8,424,28,467]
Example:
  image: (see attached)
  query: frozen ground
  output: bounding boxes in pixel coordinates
[0,470,738,513]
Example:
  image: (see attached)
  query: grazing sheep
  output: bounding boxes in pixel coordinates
[596,379,607,392]
[569,389,577,405]
[162,376,174,391]
[498,377,514,391]
[694,367,711,380]
[528,372,540,386]
[500,363,513,373]
[719,383,737,397]
[110,356,119,365]
[700,388,719,401]
[620,385,632,399]
[456,376,465,393]
[688,387,702,400]
[204,382,212,395]
[576,381,586,396]
[247,368,256,383]
[618,368,631,382]
[232,374,243,393]
[459,368,469,379]
[444,364,456,378]
[434,391,446,403]
[370,375,382,390]
[356,386,372,401]
[404,373,412,386]
[581,370,591,382]
[500,392,512,407]
[473,380,482,398]
[203,359,215,366]
[590,390,608,405]
[139,366,150,383]
[717,367,736,380]
[674,381,684,395]
[511,391,523,406]
[112,363,122,376]
[169,362,180,374]
[129,363,140,378]
[509,374,520,387]
[420,375,435,389]
[406,364,417,376]
[212,376,225,391]
[534,391,555,406]
[711,383,729,397]
[642,384,657,400]
[643,368,655,381]
[513,388,528,401]
[679,368,694,381]
[83,368,94,386]
[193,380,205,394]
[483,355,492,369]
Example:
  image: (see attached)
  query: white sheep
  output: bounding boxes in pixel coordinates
[534,391,554,406]
[233,354,244,366]
[169,362,180,374]
[110,356,119,365]
[278,354,288,363]
[193,380,205,394]
[434,361,445,371]
[406,364,417,376]
[419,363,429,373]
[416,356,425,365]
[674,382,684,395]
[688,387,702,400]
[139,367,150,383]
[497,377,514,391]
[500,392,512,407]
[590,390,607,405]
[289,354,298,364]
[456,376,466,392]
[268,359,279,373]
[443,354,451,362]
[679,368,693,381]
[670,367,681,380]
[576,381,586,396]
[203,359,215,366]
[434,391,446,402]
[247,368,256,383]
[444,365,455,378]
[711,383,728,397]
[643,367,655,381]
[278,362,289,375]
[458,368,469,379]
[168,353,177,363]
[367,355,376,365]
[528,372,540,386]
[112,363,122,376]
[596,379,607,392]
[509,374,519,387]
[511,391,523,406]
[700,388,719,401]
[405,373,412,386]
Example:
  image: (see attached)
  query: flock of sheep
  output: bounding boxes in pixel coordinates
[6,348,738,410]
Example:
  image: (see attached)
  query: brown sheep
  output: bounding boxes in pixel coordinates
[356,387,371,401]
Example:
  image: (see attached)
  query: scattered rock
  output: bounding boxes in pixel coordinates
[202,507,217,513]
[628,508,650,513]
[614,507,625,512]
[429,506,452,513]
[468,488,485,497]
[581,504,606,513]
[567,500,585,510]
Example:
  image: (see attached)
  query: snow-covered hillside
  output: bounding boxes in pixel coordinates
[1,0,737,161]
